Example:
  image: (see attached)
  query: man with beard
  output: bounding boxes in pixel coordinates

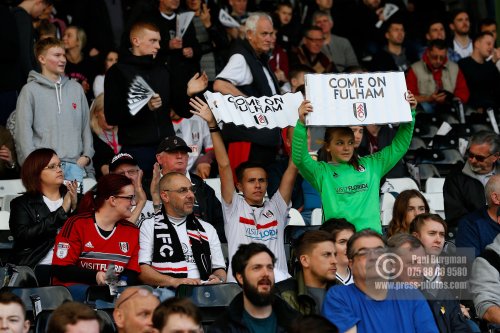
[322,230,438,333]
[444,131,500,229]
[209,243,299,333]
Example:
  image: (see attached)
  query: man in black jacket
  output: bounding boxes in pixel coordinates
[153,135,225,242]
[209,243,299,333]
[104,21,207,177]
[213,13,281,171]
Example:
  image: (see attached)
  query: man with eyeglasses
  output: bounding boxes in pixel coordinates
[290,26,335,74]
[138,172,226,294]
[114,286,160,333]
[444,131,500,230]
[406,38,469,114]
[153,135,225,242]
[322,229,439,333]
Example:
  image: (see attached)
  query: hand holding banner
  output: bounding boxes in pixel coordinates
[304,72,411,126]
[177,12,195,38]
[218,9,241,28]
[128,76,154,116]
[203,91,303,129]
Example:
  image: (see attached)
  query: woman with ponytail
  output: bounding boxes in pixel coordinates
[51,174,140,298]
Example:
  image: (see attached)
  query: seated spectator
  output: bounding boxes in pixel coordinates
[15,37,94,178]
[419,19,460,62]
[458,32,500,112]
[290,26,335,73]
[192,97,298,282]
[322,229,439,332]
[153,136,224,241]
[109,153,151,226]
[406,39,469,114]
[471,232,500,324]
[478,18,500,72]
[90,94,121,180]
[92,50,118,97]
[292,93,416,232]
[47,302,100,333]
[312,10,359,72]
[113,287,160,333]
[320,218,356,285]
[9,148,78,268]
[281,64,313,93]
[170,110,214,178]
[278,230,337,314]
[152,297,202,333]
[387,189,430,237]
[209,243,299,332]
[350,126,363,150]
[370,20,414,72]
[272,1,300,53]
[457,174,500,257]
[51,174,140,300]
[139,172,226,294]
[444,131,500,229]
[388,233,472,333]
[0,292,30,333]
[269,24,289,87]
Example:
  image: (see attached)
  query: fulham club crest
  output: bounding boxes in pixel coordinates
[119,242,129,253]
[353,103,367,122]
[56,242,70,259]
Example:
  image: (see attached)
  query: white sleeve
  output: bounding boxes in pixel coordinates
[203,221,226,270]
[270,190,291,231]
[216,54,253,86]
[93,75,104,97]
[138,217,155,264]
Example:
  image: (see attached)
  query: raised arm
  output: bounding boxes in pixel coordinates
[189,97,235,204]
[278,157,298,204]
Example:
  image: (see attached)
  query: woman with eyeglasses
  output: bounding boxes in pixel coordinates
[9,148,78,268]
[51,173,140,300]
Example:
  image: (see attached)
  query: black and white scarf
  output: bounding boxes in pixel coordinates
[151,210,212,280]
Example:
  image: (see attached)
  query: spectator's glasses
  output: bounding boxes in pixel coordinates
[467,152,497,162]
[116,169,139,176]
[162,186,197,195]
[114,195,136,205]
[352,247,387,258]
[44,162,65,171]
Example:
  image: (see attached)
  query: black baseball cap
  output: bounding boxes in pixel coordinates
[156,136,192,154]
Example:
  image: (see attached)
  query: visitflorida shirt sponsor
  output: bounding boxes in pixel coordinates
[336,183,369,194]
[239,216,279,241]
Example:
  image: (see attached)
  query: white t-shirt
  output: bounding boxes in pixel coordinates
[172,115,213,172]
[38,196,64,265]
[139,214,226,279]
[223,190,291,282]
[216,54,277,95]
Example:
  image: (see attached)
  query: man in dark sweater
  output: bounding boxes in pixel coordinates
[104,21,207,177]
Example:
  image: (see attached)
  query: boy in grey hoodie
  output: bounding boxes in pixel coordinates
[14,37,94,177]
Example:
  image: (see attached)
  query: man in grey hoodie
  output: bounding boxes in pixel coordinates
[14,37,94,179]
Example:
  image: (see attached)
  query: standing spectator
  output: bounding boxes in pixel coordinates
[272,1,300,53]
[11,0,48,90]
[420,19,460,62]
[14,37,94,183]
[1,5,20,125]
[209,243,300,333]
[312,10,359,72]
[9,149,78,268]
[191,97,298,282]
[406,39,469,113]
[290,26,335,73]
[444,131,500,229]
[104,21,207,177]
[292,93,416,233]
[89,94,120,180]
[458,32,500,111]
[449,10,472,60]
[51,174,140,299]
[0,126,19,179]
[92,50,118,97]
[214,13,281,170]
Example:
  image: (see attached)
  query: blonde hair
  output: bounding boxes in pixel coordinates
[90,94,105,135]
